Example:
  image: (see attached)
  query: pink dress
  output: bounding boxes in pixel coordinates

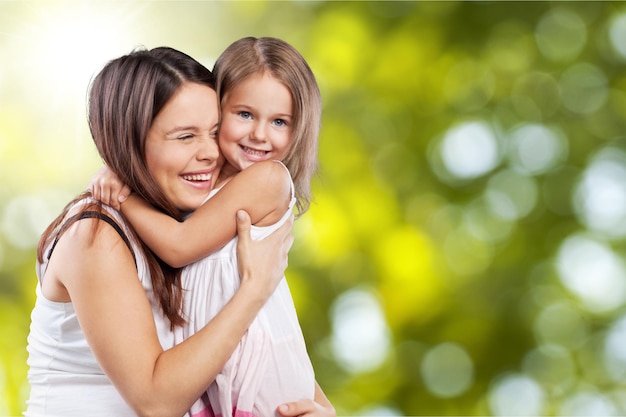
[176,164,315,417]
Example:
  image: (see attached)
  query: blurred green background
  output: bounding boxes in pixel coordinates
[2,1,626,415]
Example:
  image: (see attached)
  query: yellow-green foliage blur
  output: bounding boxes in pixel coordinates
[2,1,626,415]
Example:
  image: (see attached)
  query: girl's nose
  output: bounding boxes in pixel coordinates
[251,122,267,142]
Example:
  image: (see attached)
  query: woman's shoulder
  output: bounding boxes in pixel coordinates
[55,199,133,257]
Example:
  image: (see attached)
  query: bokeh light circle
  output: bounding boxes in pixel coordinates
[560,63,608,115]
[556,234,626,313]
[507,123,567,175]
[573,147,626,238]
[604,315,626,382]
[485,169,538,221]
[522,344,576,396]
[608,12,626,60]
[533,302,589,349]
[535,8,587,62]
[330,288,391,374]
[558,391,619,416]
[488,373,545,416]
[439,121,500,180]
[420,342,474,398]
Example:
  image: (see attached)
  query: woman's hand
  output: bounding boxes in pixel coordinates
[235,209,294,299]
[277,400,336,417]
[89,165,131,210]
[277,382,336,417]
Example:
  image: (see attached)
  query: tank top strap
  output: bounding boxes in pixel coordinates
[46,210,137,268]
[271,160,296,208]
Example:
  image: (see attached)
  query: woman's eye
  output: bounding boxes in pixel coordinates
[178,134,194,140]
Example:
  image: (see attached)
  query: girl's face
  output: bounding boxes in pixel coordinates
[145,82,221,212]
[218,71,293,175]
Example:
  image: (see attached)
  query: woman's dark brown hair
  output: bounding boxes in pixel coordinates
[37,47,216,327]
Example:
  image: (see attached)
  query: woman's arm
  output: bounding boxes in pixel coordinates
[121,160,292,267]
[47,209,292,417]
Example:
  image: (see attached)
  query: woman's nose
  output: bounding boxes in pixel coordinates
[198,137,220,161]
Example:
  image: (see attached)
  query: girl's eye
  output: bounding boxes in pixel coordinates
[238,111,252,119]
[273,119,287,127]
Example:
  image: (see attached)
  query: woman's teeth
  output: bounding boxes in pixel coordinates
[182,173,211,181]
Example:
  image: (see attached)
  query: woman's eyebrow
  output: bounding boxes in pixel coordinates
[165,126,196,135]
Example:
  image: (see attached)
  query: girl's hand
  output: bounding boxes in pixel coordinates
[89,165,131,210]
[235,209,294,299]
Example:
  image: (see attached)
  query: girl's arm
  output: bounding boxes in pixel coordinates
[46,208,292,417]
[121,160,291,267]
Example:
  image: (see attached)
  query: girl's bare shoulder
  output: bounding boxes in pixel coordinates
[228,160,291,195]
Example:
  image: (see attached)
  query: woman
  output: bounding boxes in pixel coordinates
[26,46,333,417]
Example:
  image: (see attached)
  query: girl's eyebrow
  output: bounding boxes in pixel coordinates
[229,103,252,109]
[228,103,292,118]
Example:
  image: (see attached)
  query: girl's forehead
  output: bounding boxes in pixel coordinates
[228,72,290,99]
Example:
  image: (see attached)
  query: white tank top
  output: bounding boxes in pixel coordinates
[25,202,174,416]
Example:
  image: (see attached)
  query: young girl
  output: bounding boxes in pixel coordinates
[92,37,326,417]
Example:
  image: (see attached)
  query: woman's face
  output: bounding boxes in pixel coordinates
[145,82,221,212]
[218,71,293,174]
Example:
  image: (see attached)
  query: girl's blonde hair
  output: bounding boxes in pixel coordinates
[213,37,321,215]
